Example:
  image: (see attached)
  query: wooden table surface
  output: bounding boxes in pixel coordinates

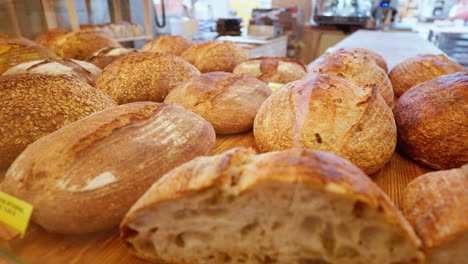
[1,30,440,263]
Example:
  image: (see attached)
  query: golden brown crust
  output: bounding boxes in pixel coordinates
[0,102,216,234]
[308,51,394,107]
[141,35,195,56]
[34,28,68,48]
[333,48,388,72]
[394,72,468,170]
[0,73,116,169]
[49,31,122,60]
[122,147,423,263]
[254,74,396,174]
[233,57,307,84]
[402,165,468,253]
[86,47,139,69]
[95,52,200,104]
[389,54,467,97]
[0,41,58,74]
[165,72,272,134]
[181,40,248,73]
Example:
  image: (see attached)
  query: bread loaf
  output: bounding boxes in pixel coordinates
[233,57,307,84]
[0,40,58,74]
[165,72,272,134]
[389,54,467,97]
[254,74,396,174]
[308,51,394,107]
[49,31,122,60]
[87,47,139,69]
[0,102,216,234]
[332,48,388,72]
[141,35,195,56]
[96,52,200,104]
[394,72,468,170]
[34,28,68,49]
[0,73,116,169]
[402,164,468,264]
[2,59,101,86]
[121,147,424,264]
[181,40,248,73]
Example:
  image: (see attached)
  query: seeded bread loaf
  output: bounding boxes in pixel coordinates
[233,57,307,84]
[0,73,116,169]
[0,102,216,234]
[87,47,139,69]
[165,72,272,134]
[122,147,424,264]
[141,35,195,56]
[402,164,468,264]
[2,59,101,86]
[254,74,396,174]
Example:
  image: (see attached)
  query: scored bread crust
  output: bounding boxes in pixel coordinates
[86,47,139,69]
[233,57,307,84]
[308,51,394,108]
[121,147,423,264]
[389,54,467,97]
[332,48,388,72]
[95,52,200,104]
[394,72,468,170]
[254,74,396,174]
[2,59,102,86]
[141,35,195,56]
[0,40,58,74]
[0,73,116,169]
[49,31,122,60]
[164,72,272,134]
[0,102,216,234]
[402,164,468,264]
[181,40,248,73]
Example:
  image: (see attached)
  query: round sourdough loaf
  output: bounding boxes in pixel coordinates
[0,102,216,234]
[331,48,388,72]
[165,72,272,134]
[48,31,122,60]
[141,35,195,56]
[87,47,139,69]
[394,72,468,170]
[96,52,200,104]
[233,57,307,84]
[389,54,467,97]
[2,59,101,86]
[0,39,58,74]
[402,164,468,264]
[121,147,424,264]
[308,51,394,108]
[0,73,116,169]
[181,40,248,73]
[254,74,396,174]
[34,28,68,49]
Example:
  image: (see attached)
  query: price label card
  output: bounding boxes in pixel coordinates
[0,192,32,238]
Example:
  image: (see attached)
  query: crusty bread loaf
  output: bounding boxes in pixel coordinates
[389,54,467,97]
[308,51,394,108]
[165,72,272,134]
[233,57,307,84]
[48,31,122,60]
[0,73,116,169]
[121,147,424,264]
[0,102,216,234]
[394,72,468,170]
[0,40,58,74]
[141,35,195,56]
[34,28,68,49]
[332,48,388,72]
[181,40,248,73]
[96,52,200,104]
[402,164,468,264]
[87,47,139,69]
[254,74,396,174]
[2,59,101,86]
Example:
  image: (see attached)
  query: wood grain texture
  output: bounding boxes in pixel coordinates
[1,132,432,263]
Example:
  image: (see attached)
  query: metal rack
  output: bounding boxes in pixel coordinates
[428,27,468,67]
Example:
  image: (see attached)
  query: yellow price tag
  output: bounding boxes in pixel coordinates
[0,192,32,238]
[268,82,284,92]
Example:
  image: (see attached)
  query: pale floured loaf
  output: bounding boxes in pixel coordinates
[121,147,424,264]
[254,74,396,174]
[87,47,139,69]
[0,102,216,234]
[141,35,195,56]
[402,164,468,264]
[233,57,307,84]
